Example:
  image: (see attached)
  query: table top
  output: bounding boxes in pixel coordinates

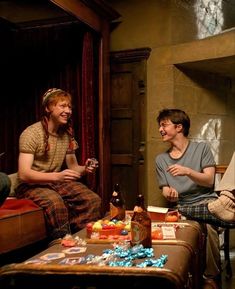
[0,220,204,289]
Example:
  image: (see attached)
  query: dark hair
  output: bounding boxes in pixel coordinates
[156,108,190,137]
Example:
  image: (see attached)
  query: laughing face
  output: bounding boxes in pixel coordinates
[43,90,72,127]
[158,119,181,142]
[49,100,72,126]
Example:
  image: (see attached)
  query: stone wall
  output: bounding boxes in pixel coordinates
[147,30,235,206]
[109,0,235,244]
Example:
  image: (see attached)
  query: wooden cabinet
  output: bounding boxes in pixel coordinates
[110,48,151,209]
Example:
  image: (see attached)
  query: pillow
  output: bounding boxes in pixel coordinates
[0,172,11,206]
[8,173,18,197]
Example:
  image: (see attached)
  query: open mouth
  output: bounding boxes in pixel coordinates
[160,131,167,137]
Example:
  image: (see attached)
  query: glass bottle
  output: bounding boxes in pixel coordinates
[131,194,152,248]
[110,183,125,221]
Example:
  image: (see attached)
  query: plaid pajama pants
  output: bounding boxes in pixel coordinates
[178,203,235,228]
[16,181,101,240]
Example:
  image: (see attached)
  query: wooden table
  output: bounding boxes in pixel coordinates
[0,221,205,289]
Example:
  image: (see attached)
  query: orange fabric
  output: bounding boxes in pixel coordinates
[0,198,40,218]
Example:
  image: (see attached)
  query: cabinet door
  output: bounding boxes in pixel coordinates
[110,48,150,209]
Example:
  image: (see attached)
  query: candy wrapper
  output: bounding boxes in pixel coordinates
[61,234,87,247]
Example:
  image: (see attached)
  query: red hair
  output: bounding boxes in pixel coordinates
[40,88,75,152]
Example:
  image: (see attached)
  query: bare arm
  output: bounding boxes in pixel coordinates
[18,152,81,183]
[167,164,215,188]
[65,154,86,175]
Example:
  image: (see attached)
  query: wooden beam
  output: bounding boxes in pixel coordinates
[50,0,102,31]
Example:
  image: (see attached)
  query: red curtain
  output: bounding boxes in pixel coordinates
[80,32,97,191]
[0,24,99,196]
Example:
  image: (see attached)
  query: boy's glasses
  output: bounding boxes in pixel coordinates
[158,123,173,129]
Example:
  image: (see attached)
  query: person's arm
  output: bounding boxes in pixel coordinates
[65,154,86,175]
[65,154,98,175]
[18,152,81,183]
[167,164,215,188]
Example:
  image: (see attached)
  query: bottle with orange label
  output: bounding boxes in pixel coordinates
[110,183,125,221]
[131,194,152,248]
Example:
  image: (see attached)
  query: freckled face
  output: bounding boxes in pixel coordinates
[49,100,72,125]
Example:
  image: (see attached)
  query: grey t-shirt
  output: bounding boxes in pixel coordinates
[155,141,217,205]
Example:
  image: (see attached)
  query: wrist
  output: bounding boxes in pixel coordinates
[186,168,192,176]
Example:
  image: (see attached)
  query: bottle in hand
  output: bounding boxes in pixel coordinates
[110,183,125,221]
[131,194,152,248]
